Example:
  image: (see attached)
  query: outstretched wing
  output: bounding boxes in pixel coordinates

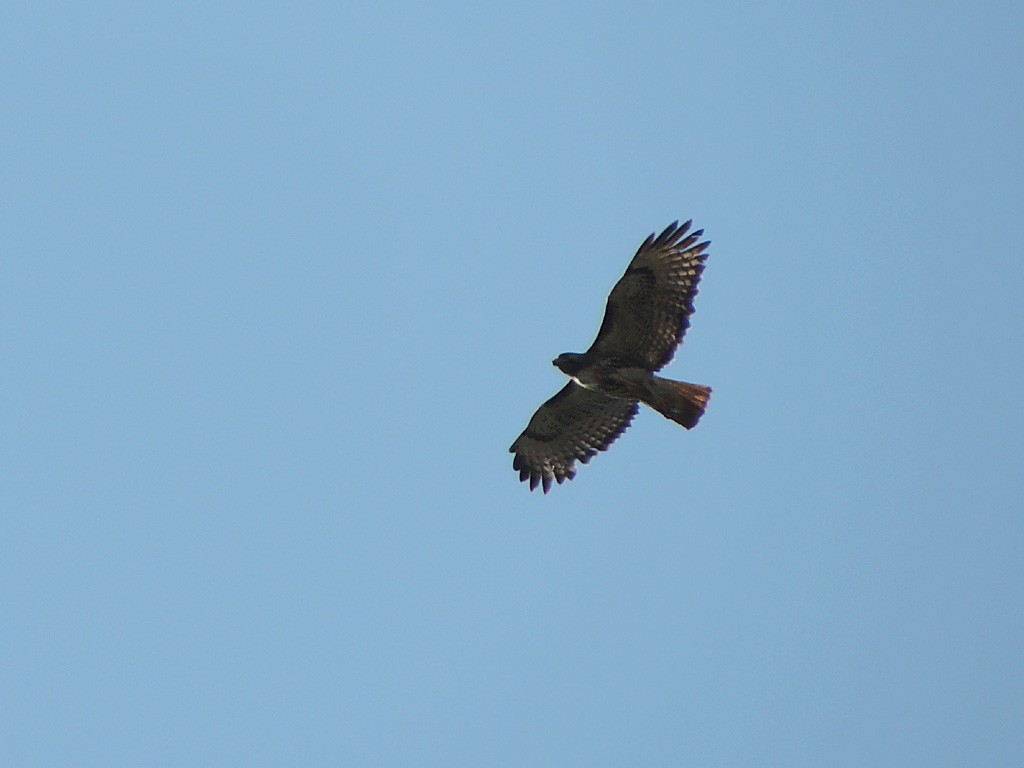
[588,220,709,371]
[509,383,639,493]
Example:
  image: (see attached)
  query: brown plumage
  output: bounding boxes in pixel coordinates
[510,220,712,493]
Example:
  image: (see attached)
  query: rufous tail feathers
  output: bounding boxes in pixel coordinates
[643,377,711,429]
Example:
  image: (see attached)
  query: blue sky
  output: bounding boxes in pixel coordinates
[3,2,1022,765]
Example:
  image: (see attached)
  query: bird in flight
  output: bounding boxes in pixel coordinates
[509,220,712,493]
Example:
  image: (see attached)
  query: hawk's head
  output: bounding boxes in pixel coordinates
[553,352,586,376]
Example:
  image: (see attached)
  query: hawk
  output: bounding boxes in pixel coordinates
[509,220,712,493]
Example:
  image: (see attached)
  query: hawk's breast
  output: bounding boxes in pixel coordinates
[572,359,649,400]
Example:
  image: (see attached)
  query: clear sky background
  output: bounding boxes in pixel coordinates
[3,2,1022,766]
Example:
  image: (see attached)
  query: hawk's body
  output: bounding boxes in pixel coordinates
[509,220,711,492]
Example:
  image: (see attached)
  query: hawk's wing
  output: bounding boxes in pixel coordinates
[588,220,709,371]
[509,383,639,493]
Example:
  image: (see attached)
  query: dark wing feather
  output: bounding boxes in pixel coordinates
[509,383,638,493]
[588,220,709,371]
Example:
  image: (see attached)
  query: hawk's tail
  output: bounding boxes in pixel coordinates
[643,377,711,429]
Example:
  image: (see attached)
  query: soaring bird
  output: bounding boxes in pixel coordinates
[509,220,711,492]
